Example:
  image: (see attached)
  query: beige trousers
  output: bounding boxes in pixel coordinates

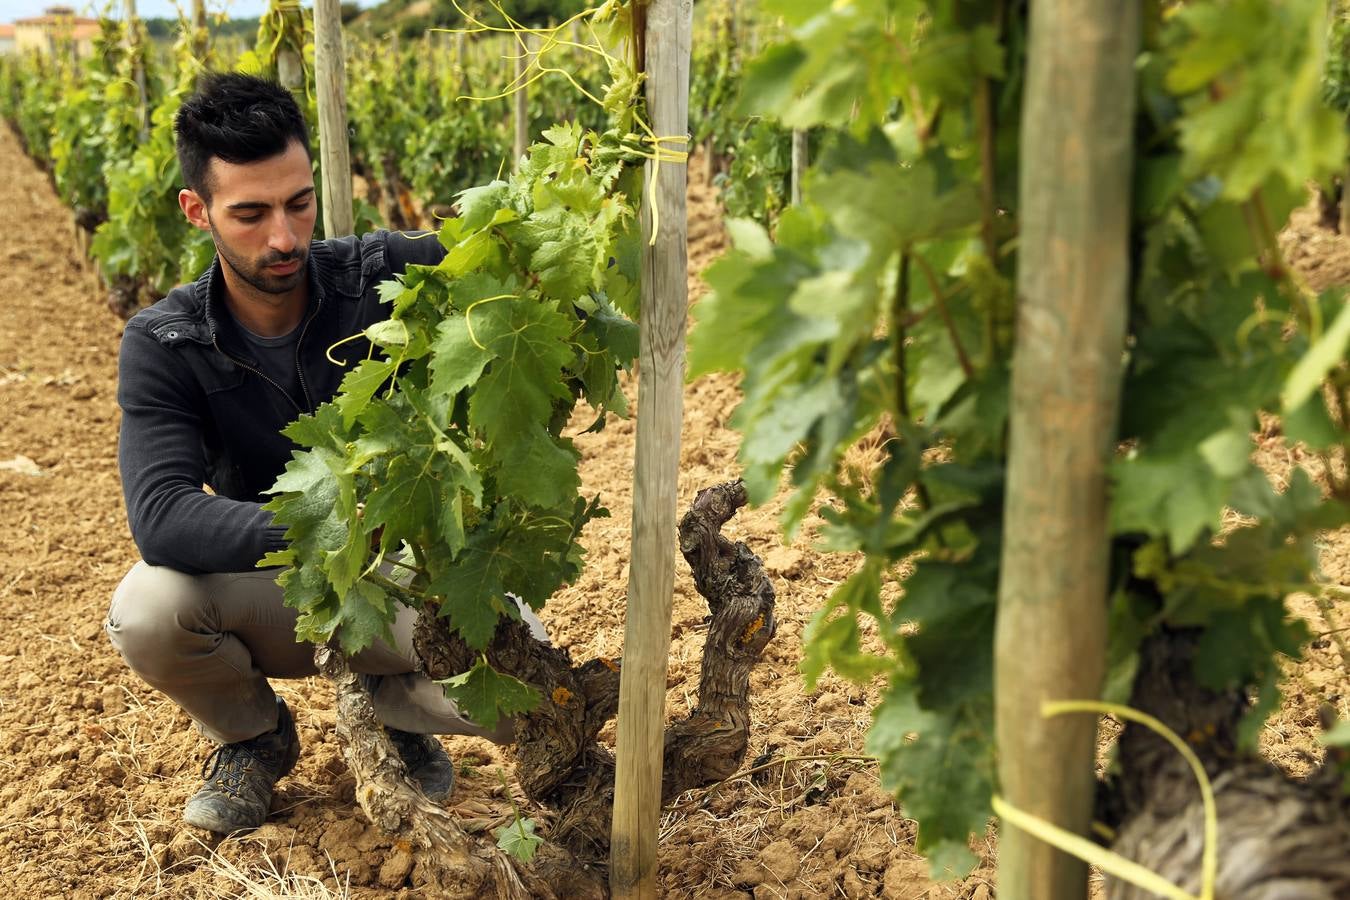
[106,561,547,745]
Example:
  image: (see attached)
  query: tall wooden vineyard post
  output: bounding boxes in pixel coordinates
[274,0,303,93]
[314,0,354,237]
[191,0,207,60]
[122,0,148,140]
[790,129,807,205]
[513,37,529,171]
[994,2,1139,899]
[609,0,693,895]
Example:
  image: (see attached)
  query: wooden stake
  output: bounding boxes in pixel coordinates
[1340,160,1350,236]
[609,0,692,895]
[790,129,807,206]
[191,0,207,60]
[995,3,1138,899]
[122,0,149,140]
[513,37,529,171]
[314,0,355,237]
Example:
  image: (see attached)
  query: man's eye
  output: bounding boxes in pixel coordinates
[238,214,262,224]
[290,201,312,212]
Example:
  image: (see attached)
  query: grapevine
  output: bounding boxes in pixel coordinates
[261,3,650,729]
[88,17,215,313]
[49,19,145,233]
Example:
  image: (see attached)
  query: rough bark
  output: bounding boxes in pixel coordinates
[1102,631,1350,899]
[322,479,775,892]
[313,646,530,899]
[661,480,776,803]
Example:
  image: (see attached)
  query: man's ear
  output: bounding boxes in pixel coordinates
[178,188,211,231]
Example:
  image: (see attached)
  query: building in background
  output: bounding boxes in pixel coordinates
[0,25,15,55]
[9,7,100,58]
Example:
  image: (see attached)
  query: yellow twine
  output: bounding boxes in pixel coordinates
[993,700,1218,900]
[443,1,690,243]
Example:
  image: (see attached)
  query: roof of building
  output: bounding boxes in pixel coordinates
[14,12,100,27]
[0,25,15,39]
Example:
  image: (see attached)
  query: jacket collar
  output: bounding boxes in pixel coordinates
[192,241,337,343]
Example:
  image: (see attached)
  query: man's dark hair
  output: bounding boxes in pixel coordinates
[175,73,310,201]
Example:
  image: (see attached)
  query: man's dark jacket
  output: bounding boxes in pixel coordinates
[117,230,445,575]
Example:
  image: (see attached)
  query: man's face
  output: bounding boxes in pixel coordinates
[178,140,317,296]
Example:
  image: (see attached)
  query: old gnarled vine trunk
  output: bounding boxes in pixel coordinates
[321,480,776,898]
[1101,631,1350,900]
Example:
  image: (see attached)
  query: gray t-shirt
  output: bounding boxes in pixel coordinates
[233,316,304,409]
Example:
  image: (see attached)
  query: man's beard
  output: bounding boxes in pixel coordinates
[210,222,309,296]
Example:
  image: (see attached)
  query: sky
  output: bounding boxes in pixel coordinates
[0,0,367,21]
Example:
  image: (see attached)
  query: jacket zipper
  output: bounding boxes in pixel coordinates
[211,334,304,414]
[294,293,323,412]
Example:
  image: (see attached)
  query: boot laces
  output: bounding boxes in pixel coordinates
[199,741,279,799]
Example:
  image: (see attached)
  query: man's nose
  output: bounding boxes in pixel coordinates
[268,211,297,254]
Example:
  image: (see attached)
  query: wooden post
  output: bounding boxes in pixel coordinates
[314,0,355,237]
[1340,159,1350,235]
[456,32,470,96]
[513,38,529,171]
[424,32,438,83]
[123,0,149,140]
[609,0,692,895]
[994,3,1138,900]
[790,129,807,205]
[191,0,207,60]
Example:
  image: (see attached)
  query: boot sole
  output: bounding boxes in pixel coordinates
[183,804,266,835]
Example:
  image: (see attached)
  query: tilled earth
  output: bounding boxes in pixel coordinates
[0,122,1344,899]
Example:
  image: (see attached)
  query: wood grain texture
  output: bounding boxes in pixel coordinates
[313,0,355,237]
[610,0,692,895]
[995,2,1139,899]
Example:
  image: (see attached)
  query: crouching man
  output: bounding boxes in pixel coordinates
[105,72,545,834]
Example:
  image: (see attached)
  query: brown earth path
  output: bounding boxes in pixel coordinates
[0,117,1344,899]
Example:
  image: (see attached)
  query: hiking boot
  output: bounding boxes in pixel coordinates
[183,697,301,834]
[387,728,455,803]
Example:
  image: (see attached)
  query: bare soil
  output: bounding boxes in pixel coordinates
[0,123,1343,900]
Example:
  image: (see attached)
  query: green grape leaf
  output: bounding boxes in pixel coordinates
[520,206,605,300]
[438,656,541,731]
[1283,394,1341,449]
[334,580,398,656]
[466,297,575,441]
[800,562,888,690]
[496,426,581,510]
[427,507,580,647]
[336,359,396,428]
[900,558,997,711]
[456,181,510,232]
[429,313,493,398]
[495,816,544,863]
[363,445,442,544]
[1110,452,1229,552]
[865,681,990,879]
[813,154,981,250]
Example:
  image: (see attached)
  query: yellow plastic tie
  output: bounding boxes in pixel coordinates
[993,700,1218,900]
